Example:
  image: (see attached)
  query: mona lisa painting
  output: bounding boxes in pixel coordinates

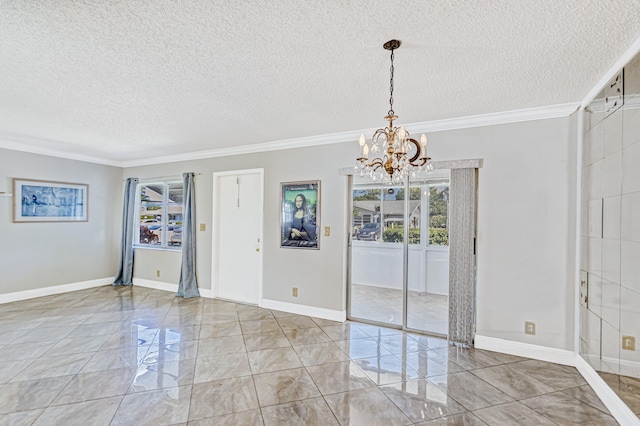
[280,181,320,249]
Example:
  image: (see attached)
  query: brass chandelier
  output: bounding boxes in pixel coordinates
[355,39,433,182]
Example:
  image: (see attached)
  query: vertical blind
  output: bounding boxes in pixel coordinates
[448,168,478,347]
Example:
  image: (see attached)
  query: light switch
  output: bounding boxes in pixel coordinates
[324,226,330,236]
[199,224,206,231]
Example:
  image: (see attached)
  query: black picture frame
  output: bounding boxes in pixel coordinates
[280,180,320,249]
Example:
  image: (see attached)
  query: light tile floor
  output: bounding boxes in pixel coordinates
[351,284,448,335]
[0,286,621,425]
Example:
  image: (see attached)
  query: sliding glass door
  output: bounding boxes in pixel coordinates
[348,172,450,336]
[349,183,405,327]
[406,181,449,336]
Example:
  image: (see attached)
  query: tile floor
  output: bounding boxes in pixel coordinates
[600,372,640,418]
[350,284,448,335]
[0,285,621,425]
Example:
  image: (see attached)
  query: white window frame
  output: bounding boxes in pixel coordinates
[134,180,183,251]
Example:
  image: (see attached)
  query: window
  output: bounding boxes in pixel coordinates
[352,181,449,246]
[352,188,381,240]
[135,181,184,249]
[428,184,449,246]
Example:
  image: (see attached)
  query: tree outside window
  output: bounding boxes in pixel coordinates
[352,183,448,246]
[428,185,449,246]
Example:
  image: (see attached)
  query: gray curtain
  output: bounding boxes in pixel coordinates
[114,177,139,286]
[177,172,200,298]
[448,168,477,347]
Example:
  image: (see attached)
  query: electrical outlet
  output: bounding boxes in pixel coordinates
[525,321,536,335]
[292,287,298,297]
[200,223,206,231]
[156,270,160,278]
[324,226,330,236]
[623,336,636,351]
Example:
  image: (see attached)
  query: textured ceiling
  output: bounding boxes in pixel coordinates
[1,0,640,164]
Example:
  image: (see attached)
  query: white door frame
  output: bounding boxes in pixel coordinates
[211,168,264,303]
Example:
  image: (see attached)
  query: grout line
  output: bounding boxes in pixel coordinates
[0,287,627,424]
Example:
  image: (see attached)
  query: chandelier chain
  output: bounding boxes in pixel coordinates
[355,39,433,182]
[388,48,395,116]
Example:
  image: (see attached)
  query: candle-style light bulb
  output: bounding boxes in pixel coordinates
[363,143,369,159]
[397,127,406,140]
[420,134,428,157]
[359,134,366,157]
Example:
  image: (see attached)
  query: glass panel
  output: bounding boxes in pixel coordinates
[394,186,421,244]
[429,184,449,246]
[350,180,403,326]
[381,186,405,243]
[349,171,451,336]
[138,183,164,246]
[353,188,381,241]
[407,179,450,335]
[136,181,184,249]
[166,182,184,247]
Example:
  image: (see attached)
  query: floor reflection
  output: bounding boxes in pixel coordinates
[351,284,448,334]
[0,286,622,425]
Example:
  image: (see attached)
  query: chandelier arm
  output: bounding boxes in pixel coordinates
[368,158,385,169]
[372,129,388,139]
[406,138,421,163]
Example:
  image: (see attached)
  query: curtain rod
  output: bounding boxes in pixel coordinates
[123,173,201,182]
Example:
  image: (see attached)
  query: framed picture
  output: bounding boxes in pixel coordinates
[280,180,320,249]
[13,178,88,222]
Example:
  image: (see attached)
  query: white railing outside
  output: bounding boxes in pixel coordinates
[351,241,449,295]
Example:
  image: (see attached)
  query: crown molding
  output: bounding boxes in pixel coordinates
[121,102,579,168]
[1,103,579,168]
[406,103,579,134]
[119,130,358,167]
[0,137,121,167]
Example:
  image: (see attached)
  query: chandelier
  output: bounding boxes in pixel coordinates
[355,39,433,183]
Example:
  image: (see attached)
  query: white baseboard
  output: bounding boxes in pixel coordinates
[476,335,640,425]
[575,355,640,426]
[474,335,577,366]
[260,298,346,322]
[133,278,178,293]
[132,278,213,298]
[0,277,113,304]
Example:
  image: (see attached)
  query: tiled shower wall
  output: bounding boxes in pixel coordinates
[580,51,640,379]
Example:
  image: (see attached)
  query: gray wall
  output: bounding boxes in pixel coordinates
[0,148,122,294]
[0,115,577,351]
[125,115,577,350]
[434,117,577,350]
[124,143,351,312]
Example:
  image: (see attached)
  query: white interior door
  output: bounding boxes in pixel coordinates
[213,170,263,304]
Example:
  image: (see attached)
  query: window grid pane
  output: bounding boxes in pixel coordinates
[136,181,183,249]
[428,184,449,246]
